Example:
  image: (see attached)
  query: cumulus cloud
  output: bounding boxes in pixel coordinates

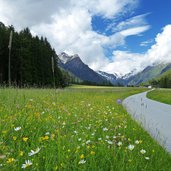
[0,0,69,28]
[1,0,169,76]
[103,25,171,75]
[0,0,140,72]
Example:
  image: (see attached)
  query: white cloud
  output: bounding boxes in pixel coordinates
[120,25,150,36]
[108,13,149,32]
[2,0,169,76]
[102,51,145,75]
[147,25,171,64]
[140,39,153,47]
[103,24,171,75]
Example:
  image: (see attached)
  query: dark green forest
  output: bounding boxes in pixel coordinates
[0,22,65,88]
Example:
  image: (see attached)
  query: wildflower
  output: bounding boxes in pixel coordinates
[19,151,24,156]
[13,136,17,141]
[117,141,122,146]
[140,149,146,154]
[117,99,122,104]
[135,140,140,144]
[78,159,86,164]
[28,147,41,156]
[128,144,135,151]
[103,127,108,131]
[80,154,84,159]
[42,135,49,140]
[21,160,32,169]
[14,127,21,131]
[139,140,143,144]
[107,140,113,145]
[86,140,91,144]
[145,157,150,160]
[98,138,102,141]
[6,158,15,163]
[74,130,78,134]
[106,135,109,139]
[23,137,28,142]
[45,132,50,135]
[90,151,95,155]
[87,145,90,149]
[78,138,82,141]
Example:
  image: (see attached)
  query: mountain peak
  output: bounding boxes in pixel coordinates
[59,52,81,64]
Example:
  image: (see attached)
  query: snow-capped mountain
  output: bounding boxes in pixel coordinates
[58,53,108,84]
[58,52,171,86]
[59,52,78,64]
[121,69,138,80]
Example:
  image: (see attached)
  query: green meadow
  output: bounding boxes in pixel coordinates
[147,88,171,105]
[0,86,171,171]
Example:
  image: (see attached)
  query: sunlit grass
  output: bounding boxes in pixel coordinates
[147,88,171,105]
[0,87,171,170]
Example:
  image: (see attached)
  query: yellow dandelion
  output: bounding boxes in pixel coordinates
[90,151,95,155]
[80,154,84,159]
[23,137,28,142]
[19,151,24,156]
[140,140,143,143]
[13,136,17,141]
[6,158,15,163]
[87,145,90,149]
[43,135,49,140]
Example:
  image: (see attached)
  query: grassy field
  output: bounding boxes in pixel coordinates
[147,88,171,105]
[0,86,171,171]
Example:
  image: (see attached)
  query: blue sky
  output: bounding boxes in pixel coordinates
[0,0,171,75]
[92,0,171,54]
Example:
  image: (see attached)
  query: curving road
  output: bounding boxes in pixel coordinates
[123,90,171,153]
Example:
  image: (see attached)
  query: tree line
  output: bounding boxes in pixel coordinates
[149,72,171,88]
[0,22,65,88]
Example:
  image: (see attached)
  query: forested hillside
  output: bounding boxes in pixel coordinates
[149,68,171,88]
[0,22,64,87]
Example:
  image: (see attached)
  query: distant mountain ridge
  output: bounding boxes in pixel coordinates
[58,52,171,86]
[126,63,171,85]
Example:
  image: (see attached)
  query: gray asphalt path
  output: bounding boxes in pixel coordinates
[123,90,171,153]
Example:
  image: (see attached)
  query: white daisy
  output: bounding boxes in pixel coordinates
[117,141,122,146]
[78,159,86,164]
[107,140,113,145]
[21,160,32,169]
[128,144,135,151]
[140,149,146,154]
[28,148,41,156]
[103,127,108,131]
[14,127,21,131]
[145,157,150,160]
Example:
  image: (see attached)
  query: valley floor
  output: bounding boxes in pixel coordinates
[0,86,171,170]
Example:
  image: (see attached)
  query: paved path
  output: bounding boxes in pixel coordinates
[123,91,171,153]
